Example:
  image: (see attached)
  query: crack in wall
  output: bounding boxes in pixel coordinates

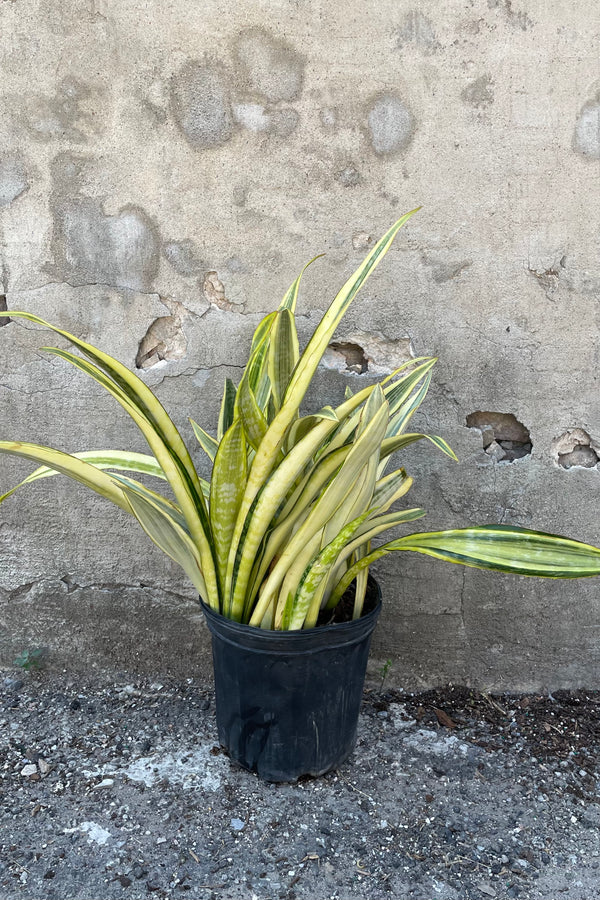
[6,576,196,604]
[0,294,10,326]
[527,255,566,301]
[9,280,165,298]
[459,567,467,640]
[153,364,246,388]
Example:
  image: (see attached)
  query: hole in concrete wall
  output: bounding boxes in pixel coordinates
[323,342,369,374]
[466,411,532,462]
[551,428,600,469]
[135,316,187,369]
[0,295,10,327]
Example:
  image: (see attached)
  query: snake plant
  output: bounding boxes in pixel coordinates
[2,209,600,629]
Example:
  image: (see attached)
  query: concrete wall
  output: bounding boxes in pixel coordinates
[1,0,599,690]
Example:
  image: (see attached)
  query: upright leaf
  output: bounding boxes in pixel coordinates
[237,372,268,451]
[268,308,299,411]
[217,378,238,441]
[189,419,219,462]
[227,212,419,614]
[210,420,247,604]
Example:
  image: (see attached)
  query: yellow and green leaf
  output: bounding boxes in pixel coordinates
[0,450,167,504]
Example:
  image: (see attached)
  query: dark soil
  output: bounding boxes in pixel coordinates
[400,684,600,768]
[316,575,380,626]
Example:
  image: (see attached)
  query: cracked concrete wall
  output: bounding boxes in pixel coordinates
[1,0,600,690]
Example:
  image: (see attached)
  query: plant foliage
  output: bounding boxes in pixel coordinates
[3,210,600,629]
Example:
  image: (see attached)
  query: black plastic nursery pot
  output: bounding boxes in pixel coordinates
[202,581,382,783]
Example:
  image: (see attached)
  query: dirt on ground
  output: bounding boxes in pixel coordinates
[1,672,599,900]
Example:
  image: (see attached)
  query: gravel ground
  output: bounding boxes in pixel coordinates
[1,672,599,900]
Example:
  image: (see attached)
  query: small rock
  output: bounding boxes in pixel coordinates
[231,818,245,831]
[43,870,55,880]
[199,699,210,711]
[132,864,147,879]
[146,875,162,892]
[352,231,373,251]
[477,884,496,898]
[21,764,38,777]
[93,778,114,791]
[38,759,51,775]
[480,425,495,449]
[117,874,132,887]
[3,677,24,691]
[485,441,506,462]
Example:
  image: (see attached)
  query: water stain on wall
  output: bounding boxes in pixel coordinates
[163,239,205,277]
[573,96,600,160]
[335,165,361,187]
[0,295,11,327]
[50,199,160,292]
[366,94,414,155]
[232,103,299,137]
[234,28,305,103]
[422,254,472,283]
[22,78,103,143]
[461,75,494,108]
[394,11,438,52]
[488,0,534,31]
[171,62,235,150]
[0,155,29,207]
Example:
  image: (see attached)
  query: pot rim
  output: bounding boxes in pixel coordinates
[200,579,382,654]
